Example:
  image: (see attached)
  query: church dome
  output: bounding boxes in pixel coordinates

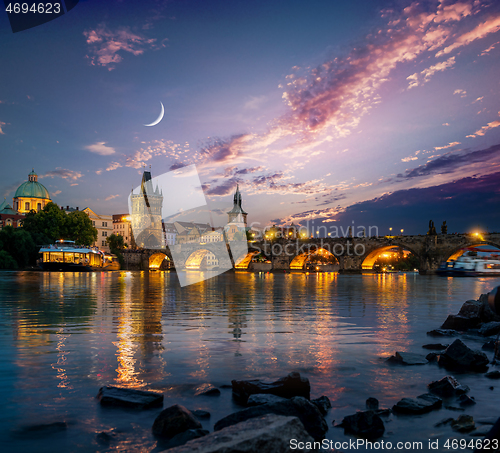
[14,170,50,200]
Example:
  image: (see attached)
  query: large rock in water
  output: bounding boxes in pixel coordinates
[247,394,288,406]
[340,410,385,440]
[386,351,428,365]
[441,315,478,331]
[152,405,202,438]
[232,372,310,405]
[438,339,489,371]
[214,396,327,441]
[428,376,469,397]
[479,322,500,337]
[392,394,442,415]
[164,414,314,453]
[96,386,163,409]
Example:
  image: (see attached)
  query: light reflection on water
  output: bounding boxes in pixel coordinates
[0,270,499,452]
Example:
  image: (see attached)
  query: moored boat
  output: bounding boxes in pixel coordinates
[39,240,112,271]
[437,249,500,277]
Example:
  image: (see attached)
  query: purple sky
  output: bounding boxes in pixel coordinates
[1,0,499,234]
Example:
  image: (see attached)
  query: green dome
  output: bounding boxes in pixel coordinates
[14,180,50,199]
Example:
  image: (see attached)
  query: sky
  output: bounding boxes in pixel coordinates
[1,0,499,235]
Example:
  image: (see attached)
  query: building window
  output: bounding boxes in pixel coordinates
[102,231,108,237]
[37,203,42,211]
[92,221,95,226]
[102,240,106,246]
[102,221,107,227]
[25,202,30,211]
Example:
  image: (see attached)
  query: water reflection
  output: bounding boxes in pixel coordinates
[0,270,499,451]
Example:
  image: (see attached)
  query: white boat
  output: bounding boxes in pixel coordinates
[39,240,118,271]
[438,249,500,277]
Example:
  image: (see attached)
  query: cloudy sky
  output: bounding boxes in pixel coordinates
[1,0,499,234]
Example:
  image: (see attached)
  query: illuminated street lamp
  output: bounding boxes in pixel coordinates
[389,227,392,235]
[400,229,404,235]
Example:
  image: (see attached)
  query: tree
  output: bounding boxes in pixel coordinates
[0,226,37,268]
[66,210,97,246]
[0,250,17,269]
[106,233,126,251]
[106,234,127,268]
[22,202,97,245]
[441,221,448,234]
[22,202,68,241]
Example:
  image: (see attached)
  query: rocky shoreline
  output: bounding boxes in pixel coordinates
[22,292,499,452]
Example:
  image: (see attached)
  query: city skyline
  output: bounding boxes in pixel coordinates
[1,0,500,234]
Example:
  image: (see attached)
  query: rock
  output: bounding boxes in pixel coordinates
[164,414,314,453]
[161,429,209,449]
[231,372,310,405]
[15,421,67,438]
[428,376,468,397]
[423,344,449,350]
[458,300,483,319]
[479,322,500,337]
[191,410,211,419]
[458,395,475,406]
[386,351,428,365]
[438,339,489,371]
[479,293,500,323]
[96,386,163,409]
[427,329,456,337]
[482,340,498,351]
[441,315,479,331]
[96,432,112,445]
[376,408,392,417]
[341,411,384,440]
[426,352,438,362]
[311,396,331,415]
[490,386,495,390]
[152,404,202,438]
[485,371,500,379]
[434,417,454,427]
[247,394,288,406]
[392,393,442,415]
[194,384,221,397]
[452,415,475,433]
[366,397,379,411]
[214,396,327,441]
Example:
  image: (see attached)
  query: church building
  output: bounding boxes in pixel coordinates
[13,169,51,214]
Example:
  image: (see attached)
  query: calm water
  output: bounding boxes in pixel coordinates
[0,271,499,452]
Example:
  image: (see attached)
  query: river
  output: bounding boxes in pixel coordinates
[0,271,499,452]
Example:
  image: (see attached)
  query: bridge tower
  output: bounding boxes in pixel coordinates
[130,171,165,249]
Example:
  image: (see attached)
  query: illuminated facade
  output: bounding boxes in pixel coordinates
[83,207,113,252]
[113,214,135,249]
[13,169,51,214]
[0,199,24,229]
[130,171,164,249]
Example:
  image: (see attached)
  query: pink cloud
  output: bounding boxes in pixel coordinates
[466,120,500,138]
[436,14,500,57]
[83,24,159,70]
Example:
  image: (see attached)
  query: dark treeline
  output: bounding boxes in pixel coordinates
[0,202,97,269]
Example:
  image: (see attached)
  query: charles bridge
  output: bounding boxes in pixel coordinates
[122,232,500,274]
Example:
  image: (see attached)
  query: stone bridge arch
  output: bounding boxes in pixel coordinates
[445,241,500,262]
[149,252,170,269]
[361,243,423,270]
[235,251,260,269]
[290,247,338,270]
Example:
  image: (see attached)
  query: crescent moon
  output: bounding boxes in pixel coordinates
[144,102,164,127]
